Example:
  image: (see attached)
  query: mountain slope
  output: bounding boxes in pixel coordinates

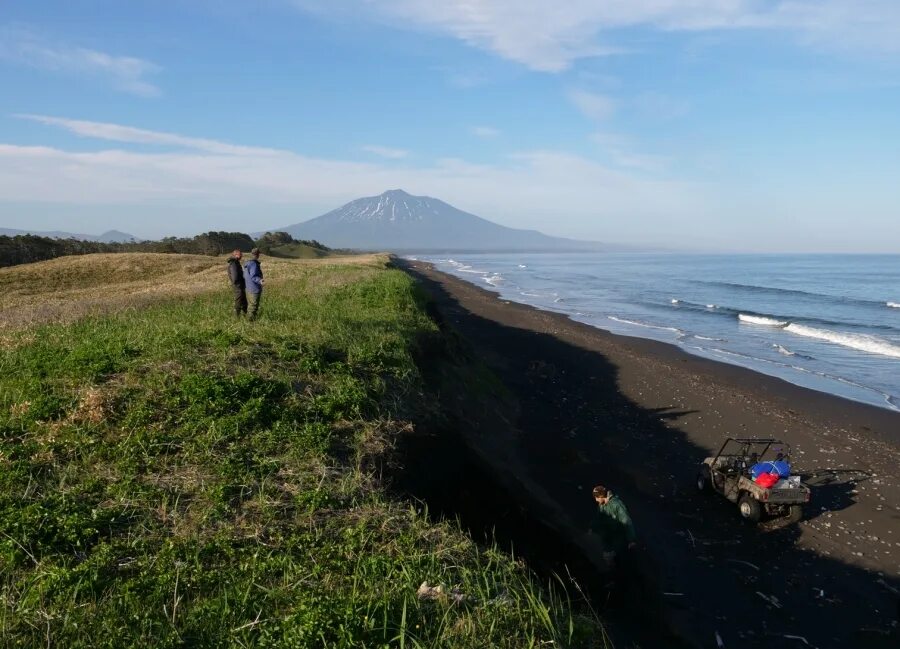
[0,227,138,242]
[275,190,601,251]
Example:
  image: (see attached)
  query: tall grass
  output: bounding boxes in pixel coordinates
[0,256,606,647]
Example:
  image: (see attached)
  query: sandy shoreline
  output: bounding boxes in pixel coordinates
[398,258,900,649]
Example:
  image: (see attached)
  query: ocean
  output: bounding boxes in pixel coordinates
[411,253,900,412]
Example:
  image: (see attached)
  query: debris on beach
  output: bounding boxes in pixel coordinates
[417,581,444,601]
[756,592,782,608]
[726,559,759,571]
[416,581,470,605]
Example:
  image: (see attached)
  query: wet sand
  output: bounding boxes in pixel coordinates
[399,258,900,649]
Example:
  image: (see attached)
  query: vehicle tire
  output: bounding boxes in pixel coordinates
[787,504,803,524]
[738,494,762,522]
[696,469,710,492]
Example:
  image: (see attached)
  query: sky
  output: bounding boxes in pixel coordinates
[1,1,899,252]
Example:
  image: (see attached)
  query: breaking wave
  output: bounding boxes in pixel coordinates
[670,298,716,308]
[701,280,889,309]
[784,323,900,359]
[608,316,680,333]
[738,314,789,327]
[888,302,900,308]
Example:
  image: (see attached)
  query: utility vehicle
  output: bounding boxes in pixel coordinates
[696,438,810,523]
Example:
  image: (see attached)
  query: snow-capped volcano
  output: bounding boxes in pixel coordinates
[274,189,601,251]
[330,189,443,224]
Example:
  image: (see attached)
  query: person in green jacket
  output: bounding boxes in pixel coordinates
[591,484,637,556]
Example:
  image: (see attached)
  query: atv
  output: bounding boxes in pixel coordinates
[697,438,810,523]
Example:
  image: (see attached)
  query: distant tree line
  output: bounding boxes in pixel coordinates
[253,231,329,254]
[0,231,329,268]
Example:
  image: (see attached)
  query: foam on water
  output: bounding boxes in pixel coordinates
[738,314,789,326]
[888,302,900,308]
[608,315,680,333]
[774,344,795,356]
[784,323,900,359]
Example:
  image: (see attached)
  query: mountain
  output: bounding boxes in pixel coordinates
[96,229,138,243]
[272,190,603,251]
[0,227,138,242]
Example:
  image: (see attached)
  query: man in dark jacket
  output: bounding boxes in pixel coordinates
[591,484,637,557]
[591,484,660,621]
[227,249,247,317]
[243,247,264,321]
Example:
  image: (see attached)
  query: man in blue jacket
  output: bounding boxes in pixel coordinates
[243,248,265,321]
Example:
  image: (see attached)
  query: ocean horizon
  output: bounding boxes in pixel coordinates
[411,252,900,412]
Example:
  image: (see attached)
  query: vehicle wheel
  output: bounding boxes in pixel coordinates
[696,470,710,492]
[738,494,762,522]
[787,504,803,524]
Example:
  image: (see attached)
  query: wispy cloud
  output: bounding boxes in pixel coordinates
[16,114,284,156]
[0,116,708,241]
[568,90,616,121]
[0,27,161,96]
[471,126,500,138]
[361,145,410,159]
[296,1,900,71]
[591,132,669,172]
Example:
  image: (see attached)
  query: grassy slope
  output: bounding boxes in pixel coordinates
[0,253,605,648]
[266,243,332,259]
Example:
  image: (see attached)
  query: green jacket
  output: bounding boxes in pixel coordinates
[591,494,636,553]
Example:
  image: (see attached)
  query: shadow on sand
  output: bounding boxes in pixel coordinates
[394,260,900,649]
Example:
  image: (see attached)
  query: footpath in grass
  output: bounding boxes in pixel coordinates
[0,255,607,647]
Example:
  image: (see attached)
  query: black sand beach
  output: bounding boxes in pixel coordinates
[398,258,900,649]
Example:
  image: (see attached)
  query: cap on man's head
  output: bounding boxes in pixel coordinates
[592,485,608,498]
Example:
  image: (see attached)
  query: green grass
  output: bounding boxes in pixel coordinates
[266,242,333,259]
[0,258,607,647]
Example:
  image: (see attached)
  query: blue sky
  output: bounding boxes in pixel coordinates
[1,0,899,251]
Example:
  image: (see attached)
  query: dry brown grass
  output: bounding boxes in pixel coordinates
[0,251,387,333]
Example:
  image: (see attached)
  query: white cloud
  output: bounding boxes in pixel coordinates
[568,90,616,121]
[0,117,708,241]
[471,126,500,138]
[16,115,282,155]
[361,145,410,159]
[0,28,161,96]
[5,116,897,250]
[298,1,900,71]
[591,132,669,172]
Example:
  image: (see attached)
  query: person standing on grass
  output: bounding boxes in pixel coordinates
[227,249,247,318]
[243,247,264,321]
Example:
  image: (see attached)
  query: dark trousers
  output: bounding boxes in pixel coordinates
[233,287,247,316]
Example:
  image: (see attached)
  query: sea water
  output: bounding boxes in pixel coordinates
[411,253,900,412]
